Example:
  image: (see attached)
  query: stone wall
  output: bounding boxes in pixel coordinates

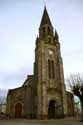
[6,85,34,118]
[66,91,74,116]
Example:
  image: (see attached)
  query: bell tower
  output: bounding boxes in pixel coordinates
[34,7,67,119]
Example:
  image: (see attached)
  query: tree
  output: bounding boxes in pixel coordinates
[66,74,83,121]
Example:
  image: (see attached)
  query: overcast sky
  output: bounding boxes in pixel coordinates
[0,0,83,90]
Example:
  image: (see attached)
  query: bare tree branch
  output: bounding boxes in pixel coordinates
[66,73,83,97]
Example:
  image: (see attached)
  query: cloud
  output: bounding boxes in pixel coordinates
[0,65,33,89]
[0,0,43,6]
[0,0,83,89]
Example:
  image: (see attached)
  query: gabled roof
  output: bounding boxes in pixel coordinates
[40,6,52,27]
[22,75,34,87]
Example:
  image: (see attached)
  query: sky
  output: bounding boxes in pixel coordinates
[0,0,83,90]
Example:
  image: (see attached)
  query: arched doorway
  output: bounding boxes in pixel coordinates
[15,103,22,118]
[48,100,56,119]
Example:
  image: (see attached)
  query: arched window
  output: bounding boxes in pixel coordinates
[52,60,55,79]
[48,26,50,34]
[48,60,51,78]
[42,27,45,33]
[48,60,55,79]
[48,37,51,43]
[42,27,45,37]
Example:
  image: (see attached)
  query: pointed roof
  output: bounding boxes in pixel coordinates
[40,7,52,27]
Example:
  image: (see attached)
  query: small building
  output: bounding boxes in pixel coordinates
[66,92,74,116]
[0,103,6,114]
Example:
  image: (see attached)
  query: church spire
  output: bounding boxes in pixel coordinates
[40,6,52,27]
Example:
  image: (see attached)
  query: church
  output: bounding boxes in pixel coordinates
[6,7,74,119]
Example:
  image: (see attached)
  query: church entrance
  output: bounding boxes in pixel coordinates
[15,103,22,118]
[48,100,56,119]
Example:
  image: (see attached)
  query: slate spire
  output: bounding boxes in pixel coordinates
[40,6,52,27]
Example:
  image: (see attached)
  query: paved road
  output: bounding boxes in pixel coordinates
[0,117,82,125]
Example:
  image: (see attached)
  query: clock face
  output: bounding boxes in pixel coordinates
[48,49,54,55]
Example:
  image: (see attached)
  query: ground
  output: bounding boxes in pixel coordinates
[0,117,82,125]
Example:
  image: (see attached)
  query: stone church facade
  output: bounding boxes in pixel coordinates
[6,7,74,119]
